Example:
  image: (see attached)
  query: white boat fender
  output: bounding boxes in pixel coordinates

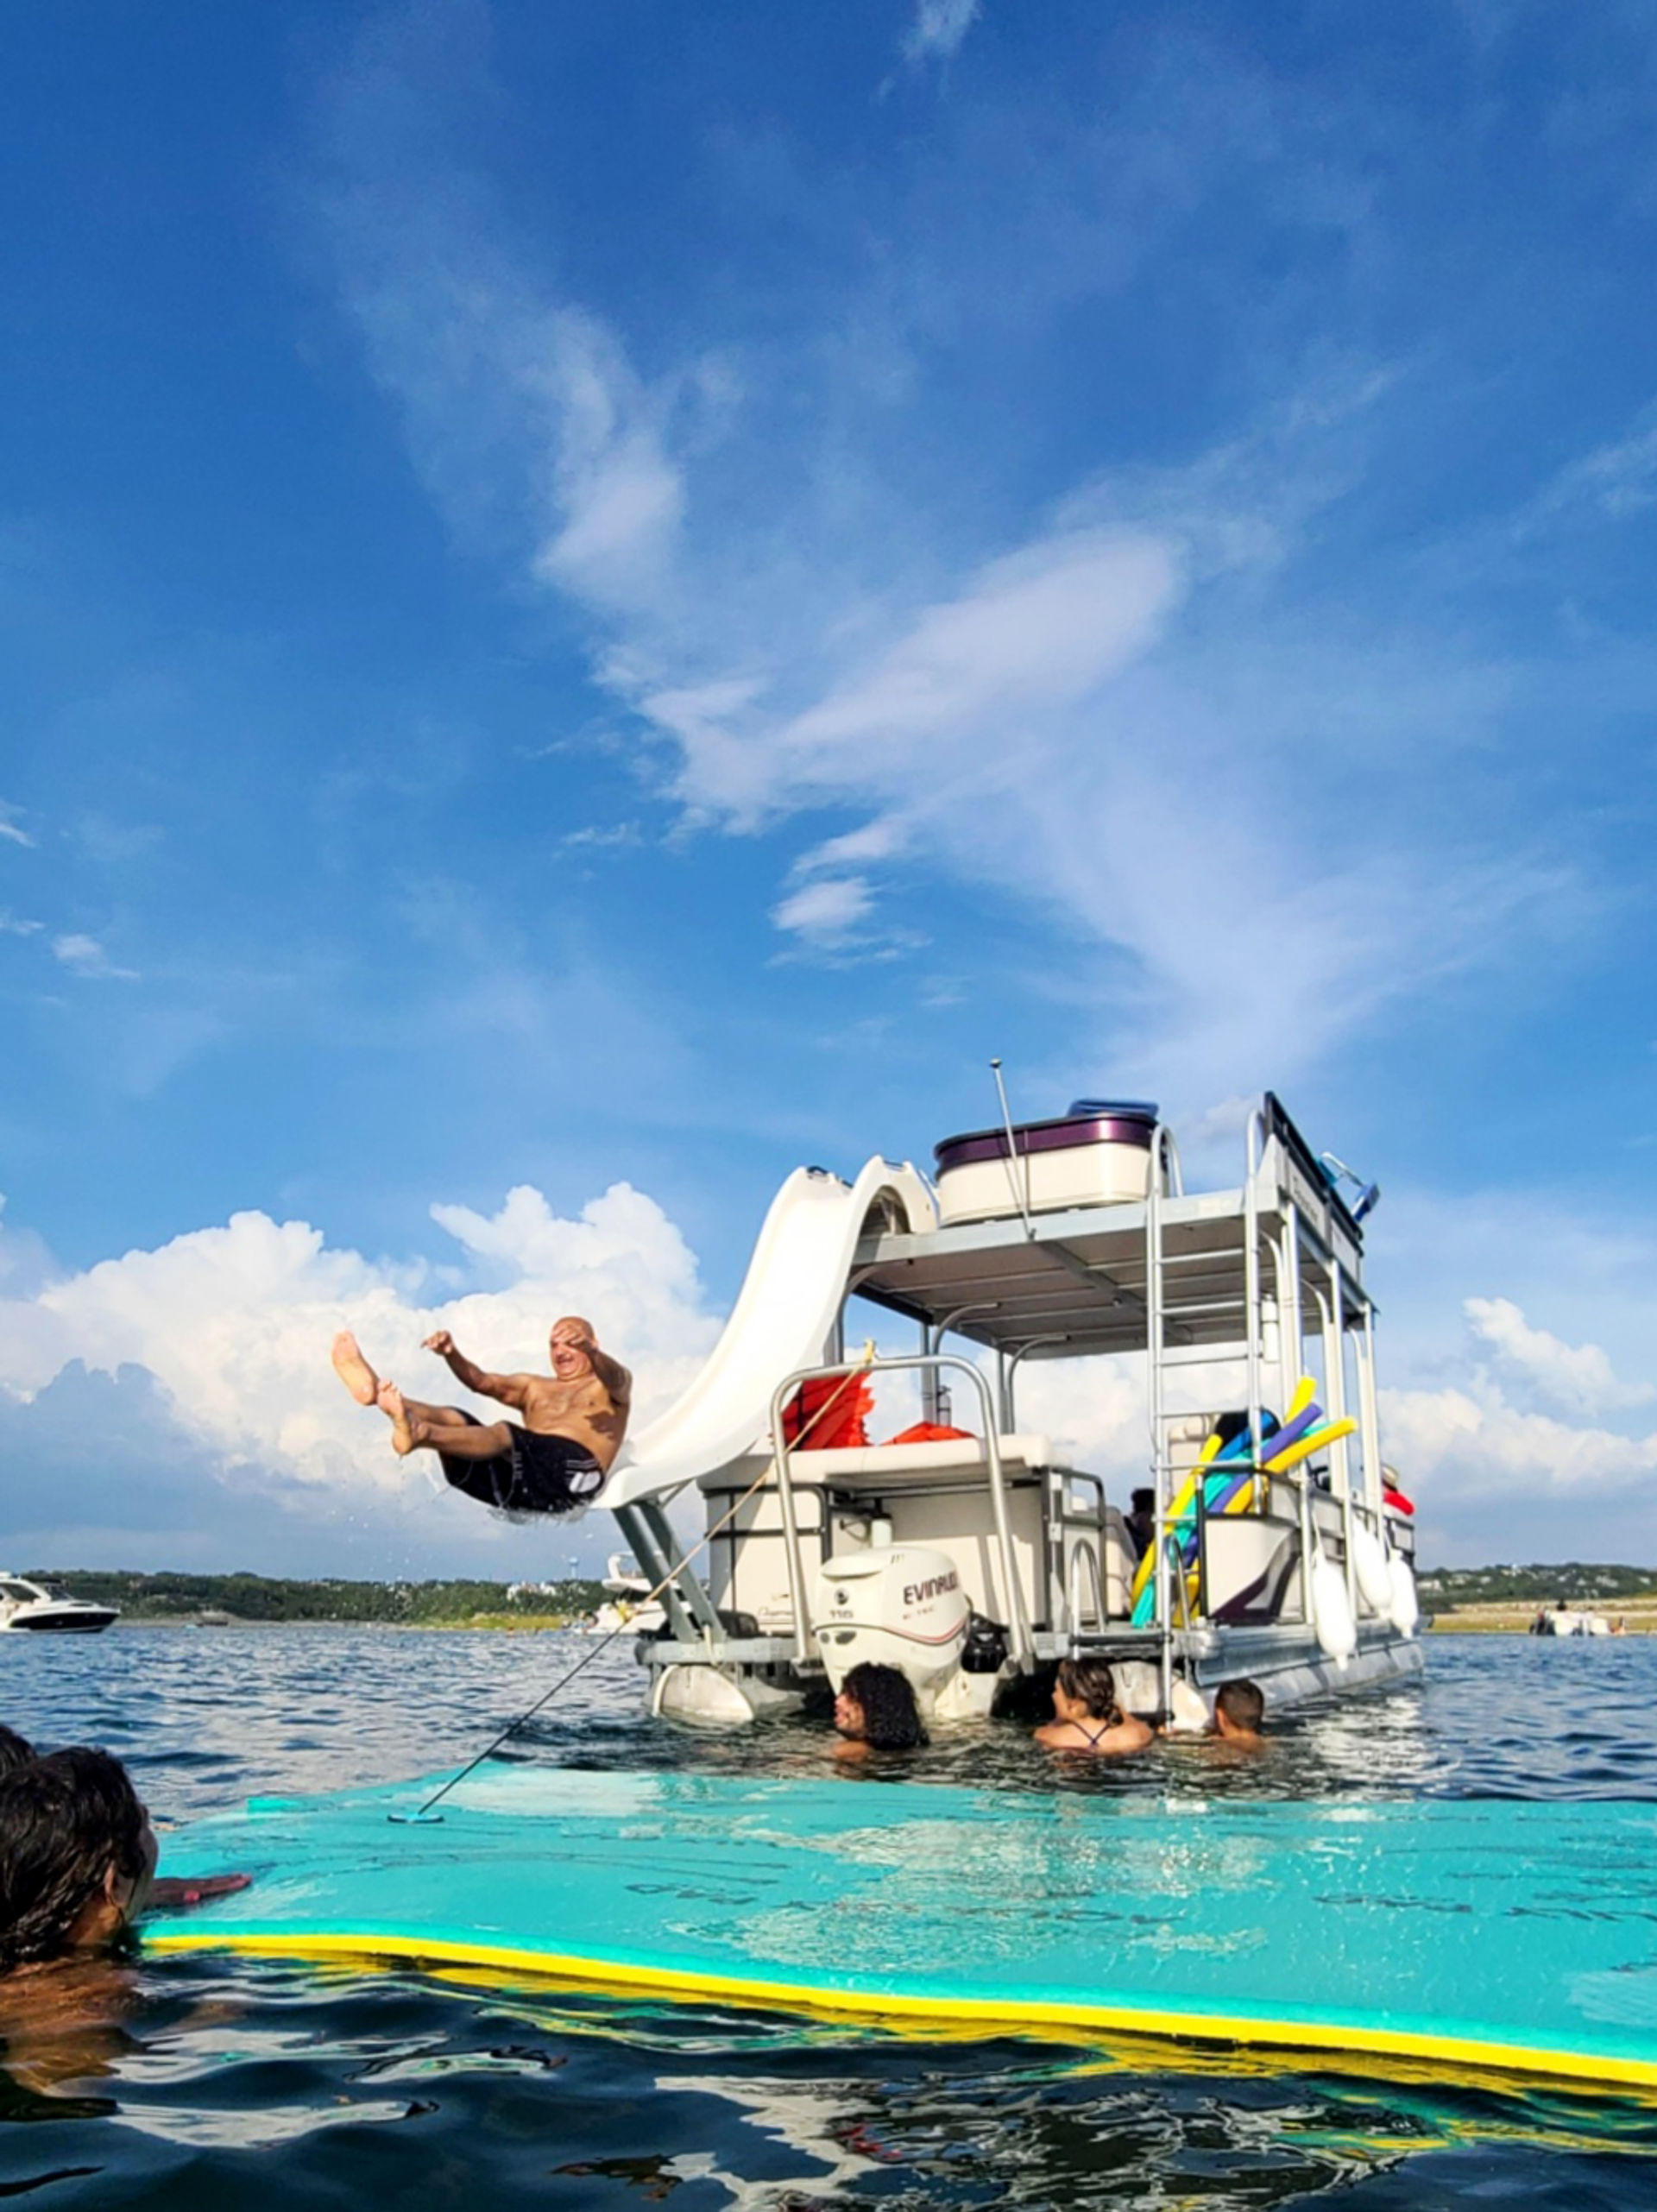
[1386,1555,1420,1638]
[1310,1542,1357,1666]
[1351,1522,1393,1614]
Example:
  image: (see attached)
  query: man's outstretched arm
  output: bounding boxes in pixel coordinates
[423,1331,531,1410]
[587,1345,632,1406]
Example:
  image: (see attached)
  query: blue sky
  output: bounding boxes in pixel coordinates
[3,0,1656,1577]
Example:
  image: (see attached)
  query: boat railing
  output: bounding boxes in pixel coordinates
[766,1352,1036,1672]
[1064,1533,1107,1635]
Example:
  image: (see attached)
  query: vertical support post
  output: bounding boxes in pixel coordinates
[1146,1128,1169,1712]
[1358,1301,1383,1517]
[1243,1110,1266,1475]
[1325,1265,1353,1501]
[638,1498,725,1636]
[613,1503,699,1646]
[1271,1230,1295,1415]
[1320,1267,1358,1618]
[1283,1203,1305,1391]
[768,1426,814,1666]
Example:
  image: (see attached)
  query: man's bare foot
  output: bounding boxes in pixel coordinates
[377,1381,416,1456]
[331,1331,379,1407]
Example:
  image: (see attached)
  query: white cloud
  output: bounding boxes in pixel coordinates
[53,932,139,981]
[1464,1295,1654,1415]
[902,0,983,65]
[527,309,685,609]
[1526,400,1657,526]
[307,10,1600,1124]
[1381,1382,1657,1501]
[0,1184,721,1540]
[0,800,34,848]
[313,37,684,621]
[0,909,42,936]
[772,874,874,944]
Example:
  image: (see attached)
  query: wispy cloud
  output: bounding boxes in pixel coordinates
[771,873,875,946]
[53,933,140,982]
[311,26,684,620]
[1465,1294,1654,1416]
[306,4,1612,1117]
[0,910,42,937]
[0,801,35,848]
[902,0,983,66]
[1522,399,1657,528]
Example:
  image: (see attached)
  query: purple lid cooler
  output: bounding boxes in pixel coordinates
[933,1102,1161,1226]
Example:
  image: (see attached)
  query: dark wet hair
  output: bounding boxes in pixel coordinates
[1215,1679,1265,1731]
[0,1725,35,1780]
[1055,1658,1121,1723]
[0,1748,149,1973]
[841,1663,927,1750]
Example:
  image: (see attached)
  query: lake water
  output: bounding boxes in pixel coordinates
[4,1627,1657,2208]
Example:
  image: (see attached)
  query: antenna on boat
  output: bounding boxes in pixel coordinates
[990,1058,1036,1239]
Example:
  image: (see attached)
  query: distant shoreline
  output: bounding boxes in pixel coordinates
[1430,1603,1655,1635]
[103,1612,586,1631]
[21,1569,605,1631]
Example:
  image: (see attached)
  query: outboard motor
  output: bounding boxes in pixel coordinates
[812,1545,970,1710]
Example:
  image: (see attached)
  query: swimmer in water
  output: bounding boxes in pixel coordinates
[1035,1659,1154,1757]
[1211,1678,1267,1749]
[0,1749,157,1976]
[832,1663,928,1761]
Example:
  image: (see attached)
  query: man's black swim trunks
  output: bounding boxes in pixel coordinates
[438,1414,607,1516]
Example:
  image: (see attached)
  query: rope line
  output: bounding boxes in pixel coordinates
[392,1345,876,1822]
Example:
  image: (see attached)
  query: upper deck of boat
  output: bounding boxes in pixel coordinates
[851,1107,1369,1362]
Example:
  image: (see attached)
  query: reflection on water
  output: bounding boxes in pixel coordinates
[3,1627,1657,2204]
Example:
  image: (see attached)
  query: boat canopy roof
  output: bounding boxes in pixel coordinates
[852,1127,1370,1364]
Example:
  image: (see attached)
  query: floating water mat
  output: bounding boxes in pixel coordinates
[146,1765,1657,2095]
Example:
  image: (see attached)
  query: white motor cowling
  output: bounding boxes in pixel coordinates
[812,1544,970,1710]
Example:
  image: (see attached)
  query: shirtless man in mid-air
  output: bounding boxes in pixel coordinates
[331,1317,630,1516]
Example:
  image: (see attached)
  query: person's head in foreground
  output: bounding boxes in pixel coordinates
[834,1662,927,1752]
[1213,1678,1266,1744]
[0,1726,35,1780]
[0,1749,157,1975]
[1052,1657,1121,1723]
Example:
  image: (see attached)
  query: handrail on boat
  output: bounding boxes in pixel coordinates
[1065,1535,1106,1633]
[765,1352,1036,1671]
[1164,1529,1194,1633]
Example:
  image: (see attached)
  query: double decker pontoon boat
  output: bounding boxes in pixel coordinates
[601,1093,1421,1728]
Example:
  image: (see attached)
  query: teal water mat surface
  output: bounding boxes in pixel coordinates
[147,1763,1657,2092]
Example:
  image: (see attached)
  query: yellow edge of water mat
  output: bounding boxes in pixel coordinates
[146,1926,1657,2095]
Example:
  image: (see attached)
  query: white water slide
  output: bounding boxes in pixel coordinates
[604,1157,936,1507]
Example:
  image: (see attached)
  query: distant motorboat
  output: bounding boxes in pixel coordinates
[1530,1606,1613,1638]
[585,1553,666,1636]
[0,1572,119,1634]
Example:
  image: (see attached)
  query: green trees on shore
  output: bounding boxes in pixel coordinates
[28,1569,605,1623]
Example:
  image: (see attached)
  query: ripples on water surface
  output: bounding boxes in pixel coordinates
[5,1627,1657,2207]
